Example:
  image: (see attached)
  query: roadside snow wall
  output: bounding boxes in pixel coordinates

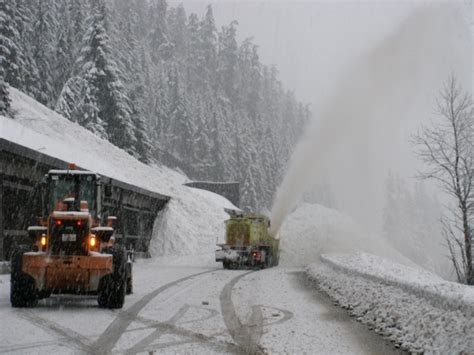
[306,253,474,353]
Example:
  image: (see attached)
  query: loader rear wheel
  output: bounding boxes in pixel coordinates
[10,246,38,308]
[98,247,126,309]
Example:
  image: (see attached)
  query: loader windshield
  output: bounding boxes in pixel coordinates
[47,173,97,216]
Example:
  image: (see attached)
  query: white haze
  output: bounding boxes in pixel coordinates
[270,3,471,243]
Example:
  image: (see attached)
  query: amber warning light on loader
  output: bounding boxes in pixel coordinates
[68,163,77,170]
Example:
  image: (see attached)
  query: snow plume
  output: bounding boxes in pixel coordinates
[270,3,470,241]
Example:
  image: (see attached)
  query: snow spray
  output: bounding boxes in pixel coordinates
[270,4,470,238]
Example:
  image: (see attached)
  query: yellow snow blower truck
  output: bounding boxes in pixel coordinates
[10,165,132,308]
[215,213,280,269]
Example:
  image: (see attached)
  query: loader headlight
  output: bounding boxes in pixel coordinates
[89,235,97,248]
[40,234,47,247]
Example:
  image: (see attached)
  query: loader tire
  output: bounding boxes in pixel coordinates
[10,246,38,308]
[98,247,126,309]
[126,261,133,295]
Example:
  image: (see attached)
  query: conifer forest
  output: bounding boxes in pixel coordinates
[0,0,310,211]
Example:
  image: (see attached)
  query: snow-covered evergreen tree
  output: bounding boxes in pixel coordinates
[241,156,259,212]
[167,64,193,163]
[167,4,187,63]
[0,0,24,89]
[199,5,217,86]
[0,66,10,116]
[217,21,238,101]
[31,0,57,106]
[73,0,136,154]
[52,0,73,99]
[149,0,170,63]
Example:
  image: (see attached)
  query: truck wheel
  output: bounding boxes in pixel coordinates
[264,251,273,269]
[274,252,280,266]
[10,246,38,308]
[98,247,126,309]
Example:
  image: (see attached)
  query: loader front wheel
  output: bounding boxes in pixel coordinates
[10,246,38,308]
[98,247,126,309]
[126,265,133,295]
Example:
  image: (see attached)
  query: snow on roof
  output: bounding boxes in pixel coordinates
[1,89,183,197]
[48,169,97,176]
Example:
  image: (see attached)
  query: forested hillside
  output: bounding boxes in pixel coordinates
[0,0,310,210]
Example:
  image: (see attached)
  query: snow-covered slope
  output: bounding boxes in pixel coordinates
[1,88,236,259]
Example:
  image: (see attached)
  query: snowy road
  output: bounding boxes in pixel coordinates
[0,259,402,354]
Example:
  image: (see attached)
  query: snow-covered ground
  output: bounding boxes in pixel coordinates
[0,257,402,354]
[306,253,474,353]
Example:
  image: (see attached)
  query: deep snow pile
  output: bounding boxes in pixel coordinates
[149,187,234,262]
[1,88,236,259]
[279,203,413,267]
[306,253,474,353]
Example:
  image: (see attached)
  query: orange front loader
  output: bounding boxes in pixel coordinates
[10,166,132,309]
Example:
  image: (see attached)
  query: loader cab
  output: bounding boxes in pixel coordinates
[44,169,101,219]
[39,169,102,256]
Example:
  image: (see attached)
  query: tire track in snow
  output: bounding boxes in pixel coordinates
[16,310,92,353]
[125,305,236,354]
[91,268,217,354]
[220,271,266,355]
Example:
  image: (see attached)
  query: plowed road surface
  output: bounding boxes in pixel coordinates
[0,259,402,354]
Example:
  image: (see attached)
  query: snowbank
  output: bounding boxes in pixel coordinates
[149,187,235,259]
[306,253,474,353]
[1,88,237,260]
[279,203,413,267]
